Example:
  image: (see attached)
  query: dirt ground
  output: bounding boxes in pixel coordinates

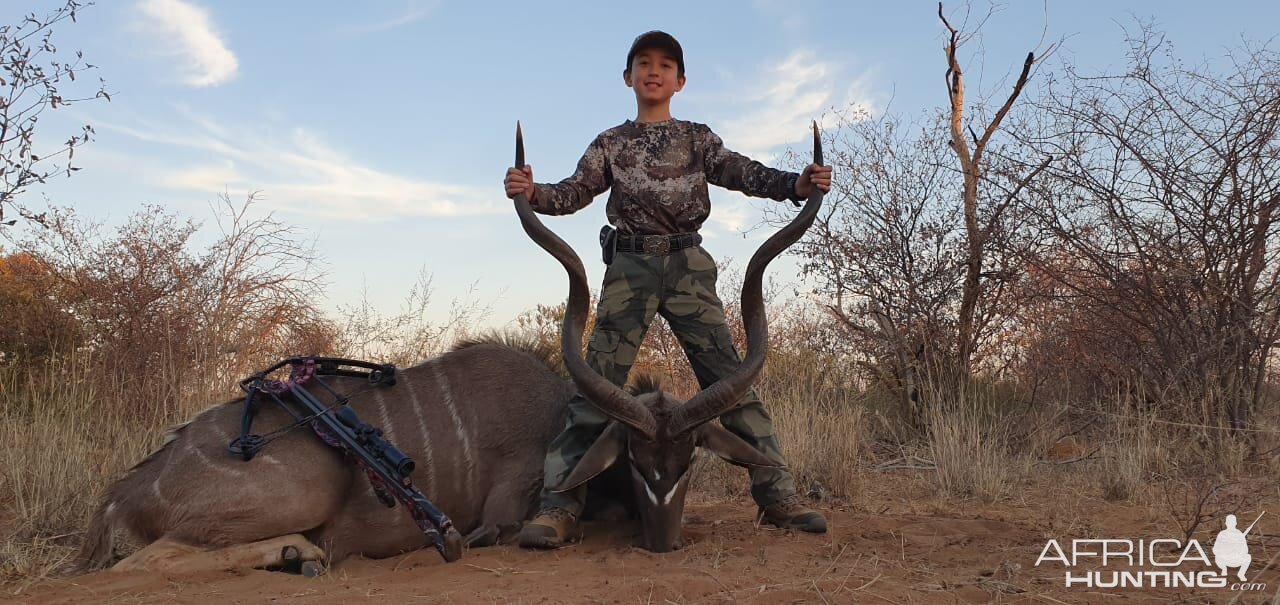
[7,472,1280,605]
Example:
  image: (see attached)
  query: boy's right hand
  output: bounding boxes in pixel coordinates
[504,166,537,202]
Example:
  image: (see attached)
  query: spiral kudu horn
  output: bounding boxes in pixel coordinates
[670,121,825,436]
[509,122,658,440]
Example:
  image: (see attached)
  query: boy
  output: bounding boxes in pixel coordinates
[504,30,832,548]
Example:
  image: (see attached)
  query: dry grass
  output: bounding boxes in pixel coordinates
[0,352,226,591]
[2,330,1277,594]
[687,348,864,502]
[757,351,864,501]
[926,401,1013,503]
[1097,409,1162,502]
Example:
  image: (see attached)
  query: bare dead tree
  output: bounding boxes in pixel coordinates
[785,97,1049,426]
[938,2,1051,382]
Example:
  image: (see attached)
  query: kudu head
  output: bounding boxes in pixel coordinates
[511,121,824,552]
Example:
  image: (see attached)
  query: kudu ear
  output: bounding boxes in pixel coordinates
[697,423,784,469]
[552,422,626,493]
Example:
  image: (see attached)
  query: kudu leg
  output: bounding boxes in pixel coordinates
[311,481,437,561]
[468,463,545,548]
[112,534,325,575]
[462,519,525,548]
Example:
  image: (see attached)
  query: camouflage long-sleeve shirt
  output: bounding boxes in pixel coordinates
[530,118,802,235]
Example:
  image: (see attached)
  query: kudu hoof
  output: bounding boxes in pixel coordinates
[440,528,464,562]
[300,560,326,578]
[272,544,318,575]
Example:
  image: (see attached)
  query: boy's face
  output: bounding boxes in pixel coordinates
[624,48,685,105]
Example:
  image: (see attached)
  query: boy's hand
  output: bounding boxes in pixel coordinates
[794,163,833,198]
[504,166,537,202]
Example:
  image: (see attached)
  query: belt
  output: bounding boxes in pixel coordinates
[615,232,702,255]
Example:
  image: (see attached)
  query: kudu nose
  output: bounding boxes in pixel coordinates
[636,501,686,553]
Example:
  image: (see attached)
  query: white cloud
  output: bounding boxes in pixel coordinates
[136,0,238,87]
[706,192,751,234]
[345,1,439,35]
[161,160,243,191]
[98,112,501,220]
[689,51,880,240]
[711,50,877,161]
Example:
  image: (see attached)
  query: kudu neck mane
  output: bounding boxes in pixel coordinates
[452,330,565,377]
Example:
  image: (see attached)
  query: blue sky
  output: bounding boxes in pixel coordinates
[6,1,1277,329]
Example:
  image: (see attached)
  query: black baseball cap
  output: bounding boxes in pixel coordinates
[626,31,685,77]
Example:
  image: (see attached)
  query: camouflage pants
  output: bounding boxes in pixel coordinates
[540,245,797,515]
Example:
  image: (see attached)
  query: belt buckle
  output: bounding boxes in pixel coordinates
[642,235,670,255]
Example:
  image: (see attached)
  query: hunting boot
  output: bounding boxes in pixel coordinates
[518,508,581,549]
[759,494,828,533]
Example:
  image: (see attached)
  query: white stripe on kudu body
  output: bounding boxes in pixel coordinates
[150,439,181,507]
[189,439,243,477]
[256,454,283,467]
[372,389,396,442]
[192,412,250,474]
[428,360,476,503]
[399,370,436,490]
[150,478,167,506]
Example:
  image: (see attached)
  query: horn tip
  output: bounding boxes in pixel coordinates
[516,121,525,168]
[812,120,821,163]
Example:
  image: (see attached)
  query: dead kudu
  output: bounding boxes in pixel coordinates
[512,121,825,552]
[74,336,575,574]
[72,122,822,574]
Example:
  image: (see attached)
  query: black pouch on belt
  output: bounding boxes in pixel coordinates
[599,225,617,265]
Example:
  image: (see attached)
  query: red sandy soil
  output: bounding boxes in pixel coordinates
[7,474,1278,604]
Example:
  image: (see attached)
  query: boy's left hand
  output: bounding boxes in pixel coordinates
[795,164,833,198]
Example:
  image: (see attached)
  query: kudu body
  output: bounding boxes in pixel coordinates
[76,340,574,573]
[512,122,824,552]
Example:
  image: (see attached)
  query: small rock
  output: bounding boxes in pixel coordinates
[807,480,826,501]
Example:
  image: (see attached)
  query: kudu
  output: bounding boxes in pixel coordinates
[511,121,825,552]
[74,336,575,574]
[73,122,823,573]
